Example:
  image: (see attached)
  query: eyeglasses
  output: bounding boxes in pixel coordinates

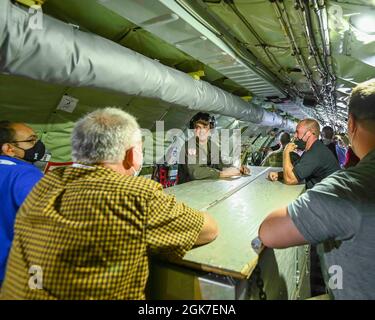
[10,139,38,144]
[9,135,38,144]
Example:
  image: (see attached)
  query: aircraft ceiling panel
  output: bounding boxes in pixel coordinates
[13,0,375,130]
[99,0,285,98]
[43,0,135,41]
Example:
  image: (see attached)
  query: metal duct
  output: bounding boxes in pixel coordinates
[0,0,296,131]
[99,0,287,98]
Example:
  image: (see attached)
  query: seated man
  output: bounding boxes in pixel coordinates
[179,112,250,182]
[0,108,218,300]
[268,118,340,189]
[261,132,291,167]
[258,79,375,299]
[0,121,44,287]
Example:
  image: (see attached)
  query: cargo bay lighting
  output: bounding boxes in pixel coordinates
[351,13,375,35]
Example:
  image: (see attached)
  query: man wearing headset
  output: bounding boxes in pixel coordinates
[179,112,250,182]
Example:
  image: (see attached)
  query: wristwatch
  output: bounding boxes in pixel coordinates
[251,236,264,254]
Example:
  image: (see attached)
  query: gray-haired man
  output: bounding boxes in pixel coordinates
[1,107,218,300]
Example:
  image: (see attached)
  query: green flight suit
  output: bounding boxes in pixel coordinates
[179,137,232,182]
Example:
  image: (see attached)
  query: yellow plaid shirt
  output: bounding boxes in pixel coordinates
[0,165,204,300]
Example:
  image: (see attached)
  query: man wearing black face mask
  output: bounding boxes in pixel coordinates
[258,79,375,300]
[0,121,44,287]
[268,119,340,189]
[267,118,340,296]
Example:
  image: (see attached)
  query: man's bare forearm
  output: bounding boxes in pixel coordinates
[282,150,298,184]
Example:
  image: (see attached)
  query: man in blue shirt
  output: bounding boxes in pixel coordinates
[0,121,45,286]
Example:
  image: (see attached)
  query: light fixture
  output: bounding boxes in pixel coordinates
[350,13,375,35]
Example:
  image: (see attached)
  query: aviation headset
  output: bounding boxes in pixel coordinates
[189,112,216,129]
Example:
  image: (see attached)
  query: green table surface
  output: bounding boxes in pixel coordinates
[165,166,305,279]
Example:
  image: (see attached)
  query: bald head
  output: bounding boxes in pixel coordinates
[298,119,320,136]
[0,121,34,151]
[0,121,38,158]
[294,118,320,150]
[10,123,36,142]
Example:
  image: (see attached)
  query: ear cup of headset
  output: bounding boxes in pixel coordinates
[189,119,194,129]
[209,115,216,129]
[189,112,216,129]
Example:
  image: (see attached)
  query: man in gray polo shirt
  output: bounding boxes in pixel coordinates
[258,78,375,299]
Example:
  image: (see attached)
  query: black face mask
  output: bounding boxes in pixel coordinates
[294,130,310,150]
[294,138,307,150]
[16,140,46,163]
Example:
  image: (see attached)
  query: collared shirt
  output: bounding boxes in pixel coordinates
[179,137,232,182]
[0,165,204,300]
[0,155,43,282]
[293,140,340,189]
[288,149,375,299]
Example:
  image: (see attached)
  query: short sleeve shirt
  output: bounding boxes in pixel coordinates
[0,165,204,299]
[293,140,340,189]
[288,149,375,299]
[0,156,43,282]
